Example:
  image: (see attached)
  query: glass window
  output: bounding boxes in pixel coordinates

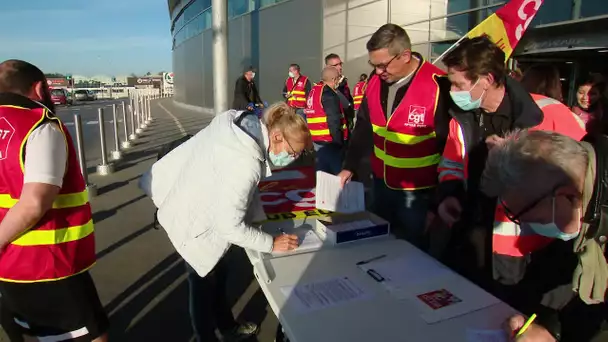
[447,0,473,14]
[431,42,457,60]
[260,0,287,8]
[581,0,608,18]
[184,0,202,22]
[229,0,252,18]
[531,0,572,26]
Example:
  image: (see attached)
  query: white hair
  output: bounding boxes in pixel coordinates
[481,130,588,197]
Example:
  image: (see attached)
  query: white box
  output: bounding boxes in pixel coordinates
[313,212,390,245]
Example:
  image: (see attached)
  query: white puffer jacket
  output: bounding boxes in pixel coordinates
[152,110,273,277]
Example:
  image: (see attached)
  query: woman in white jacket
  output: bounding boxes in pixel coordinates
[152,102,310,342]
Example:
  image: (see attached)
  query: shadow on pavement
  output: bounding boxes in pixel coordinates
[105,247,270,342]
[97,223,155,260]
[97,175,142,196]
[93,194,147,224]
[105,252,193,341]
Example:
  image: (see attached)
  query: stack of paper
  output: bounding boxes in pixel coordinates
[315,171,365,213]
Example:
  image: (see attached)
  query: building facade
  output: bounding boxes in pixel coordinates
[168,0,608,109]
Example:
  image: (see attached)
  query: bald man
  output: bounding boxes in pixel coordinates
[304,66,348,174]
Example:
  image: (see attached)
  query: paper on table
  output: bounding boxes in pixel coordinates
[358,254,452,292]
[280,277,371,313]
[403,275,501,324]
[466,329,507,342]
[315,171,365,213]
[271,223,323,256]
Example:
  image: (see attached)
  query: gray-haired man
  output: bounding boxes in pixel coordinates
[481,129,608,342]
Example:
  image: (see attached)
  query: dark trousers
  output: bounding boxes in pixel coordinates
[313,143,343,175]
[186,258,237,342]
[371,178,433,247]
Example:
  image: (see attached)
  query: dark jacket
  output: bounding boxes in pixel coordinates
[343,56,452,175]
[320,85,344,146]
[437,77,544,226]
[337,77,355,125]
[232,76,263,110]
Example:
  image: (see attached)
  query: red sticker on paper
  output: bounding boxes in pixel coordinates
[416,289,462,310]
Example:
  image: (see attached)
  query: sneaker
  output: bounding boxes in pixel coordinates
[222,322,259,342]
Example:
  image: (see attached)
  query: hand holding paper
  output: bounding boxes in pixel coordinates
[315,171,365,213]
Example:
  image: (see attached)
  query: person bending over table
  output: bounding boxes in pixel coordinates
[155,102,311,342]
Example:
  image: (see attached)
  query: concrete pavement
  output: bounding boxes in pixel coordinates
[0,98,280,341]
[86,98,279,341]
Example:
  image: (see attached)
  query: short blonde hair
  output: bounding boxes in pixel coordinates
[262,102,311,145]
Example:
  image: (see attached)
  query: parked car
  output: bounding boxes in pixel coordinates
[74,89,96,101]
[50,88,72,106]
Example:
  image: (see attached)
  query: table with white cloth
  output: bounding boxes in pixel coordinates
[245,215,518,342]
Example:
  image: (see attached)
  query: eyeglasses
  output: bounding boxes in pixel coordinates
[500,183,564,225]
[368,53,400,71]
[284,137,308,158]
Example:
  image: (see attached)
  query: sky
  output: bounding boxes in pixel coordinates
[0,0,172,77]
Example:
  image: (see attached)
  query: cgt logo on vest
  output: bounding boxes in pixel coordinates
[406,105,427,127]
[0,118,15,161]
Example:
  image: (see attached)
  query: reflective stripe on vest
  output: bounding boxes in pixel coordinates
[0,191,89,209]
[366,58,446,190]
[286,76,308,108]
[533,95,586,132]
[438,119,468,183]
[12,220,94,246]
[305,83,348,142]
[0,106,95,282]
[353,81,367,110]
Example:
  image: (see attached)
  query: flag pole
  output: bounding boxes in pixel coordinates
[432,34,468,66]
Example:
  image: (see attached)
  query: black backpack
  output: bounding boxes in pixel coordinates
[153,134,194,230]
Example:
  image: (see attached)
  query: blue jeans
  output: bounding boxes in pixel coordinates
[186,258,237,342]
[313,142,344,175]
[371,177,433,246]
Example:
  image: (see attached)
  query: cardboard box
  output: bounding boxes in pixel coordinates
[313,212,390,245]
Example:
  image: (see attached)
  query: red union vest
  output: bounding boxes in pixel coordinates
[0,105,95,283]
[353,81,367,110]
[367,60,445,190]
[304,83,348,142]
[286,75,309,109]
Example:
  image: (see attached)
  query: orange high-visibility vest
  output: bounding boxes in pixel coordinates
[304,83,348,142]
[492,94,586,257]
[353,81,367,110]
[0,105,95,282]
[367,60,445,190]
[286,75,309,109]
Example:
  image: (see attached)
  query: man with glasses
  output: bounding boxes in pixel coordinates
[481,130,608,342]
[325,53,355,129]
[337,24,452,245]
[304,66,348,174]
[435,36,586,284]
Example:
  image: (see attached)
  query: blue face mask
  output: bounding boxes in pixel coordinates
[524,196,580,241]
[450,78,485,111]
[269,151,296,168]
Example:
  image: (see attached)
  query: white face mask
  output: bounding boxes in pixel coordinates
[523,196,581,241]
[288,71,295,78]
